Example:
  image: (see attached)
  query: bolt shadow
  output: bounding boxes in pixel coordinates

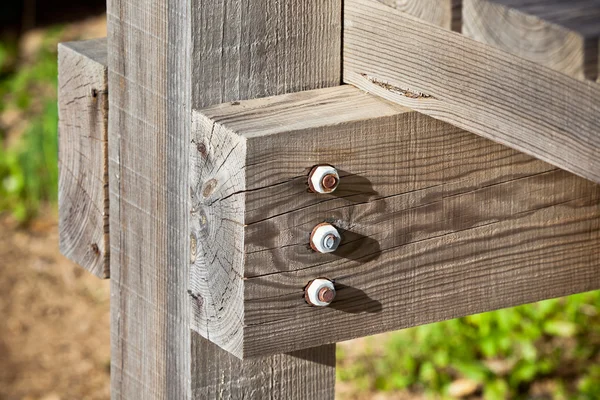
[330,169,380,204]
[288,343,337,366]
[329,283,382,314]
[332,229,382,264]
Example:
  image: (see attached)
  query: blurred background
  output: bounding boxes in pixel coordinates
[0,2,599,399]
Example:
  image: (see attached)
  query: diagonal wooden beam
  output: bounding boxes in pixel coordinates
[344,0,600,184]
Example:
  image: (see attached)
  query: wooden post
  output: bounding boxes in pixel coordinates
[107,0,340,397]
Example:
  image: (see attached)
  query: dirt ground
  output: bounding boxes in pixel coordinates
[0,212,111,400]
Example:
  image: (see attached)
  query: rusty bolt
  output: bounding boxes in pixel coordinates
[305,278,336,306]
[322,174,338,190]
[309,165,340,194]
[310,223,341,253]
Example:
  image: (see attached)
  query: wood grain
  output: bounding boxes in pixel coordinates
[192,339,335,398]
[375,0,462,31]
[108,0,193,396]
[192,85,600,357]
[490,0,600,37]
[192,0,342,109]
[464,0,600,80]
[344,0,600,184]
[58,38,109,279]
[109,0,338,397]
[191,86,404,357]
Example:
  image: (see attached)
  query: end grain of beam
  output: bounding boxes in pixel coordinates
[58,38,109,279]
[463,0,600,81]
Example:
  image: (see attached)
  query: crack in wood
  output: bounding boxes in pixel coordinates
[360,73,435,99]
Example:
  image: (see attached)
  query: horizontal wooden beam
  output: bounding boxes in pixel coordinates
[343,0,600,184]
[58,38,109,279]
[190,85,600,358]
[464,0,600,81]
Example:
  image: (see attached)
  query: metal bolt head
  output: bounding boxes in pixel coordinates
[318,286,336,303]
[310,223,341,253]
[322,174,338,191]
[309,165,340,194]
[305,278,336,306]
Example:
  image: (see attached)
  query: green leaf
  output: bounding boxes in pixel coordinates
[509,362,537,386]
[543,320,577,338]
[483,379,508,400]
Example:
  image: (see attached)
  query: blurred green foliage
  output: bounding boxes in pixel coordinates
[338,291,600,399]
[0,28,62,221]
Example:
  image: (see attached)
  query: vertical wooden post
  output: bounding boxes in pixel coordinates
[108,0,340,398]
[107,0,192,396]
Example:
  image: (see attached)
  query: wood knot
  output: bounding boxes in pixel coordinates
[196,142,208,157]
[91,243,100,255]
[190,233,197,263]
[197,208,209,239]
[187,290,204,308]
[202,179,217,198]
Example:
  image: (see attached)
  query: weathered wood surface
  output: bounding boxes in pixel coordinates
[192,342,336,398]
[190,86,403,357]
[58,38,109,279]
[192,0,341,108]
[192,85,600,357]
[109,0,339,397]
[107,0,192,395]
[464,0,600,80]
[375,0,462,31]
[490,0,600,36]
[344,0,600,184]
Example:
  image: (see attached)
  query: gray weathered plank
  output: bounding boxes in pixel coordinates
[58,38,109,279]
[192,340,335,398]
[344,0,600,184]
[464,0,600,80]
[191,85,600,357]
[107,0,192,396]
[375,0,462,31]
[192,0,342,108]
[109,0,339,397]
